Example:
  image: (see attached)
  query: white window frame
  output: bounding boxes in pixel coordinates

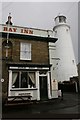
[11,71,36,89]
[20,42,31,60]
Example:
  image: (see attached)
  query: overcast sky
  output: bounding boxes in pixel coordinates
[1,2,78,64]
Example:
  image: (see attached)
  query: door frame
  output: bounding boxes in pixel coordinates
[39,71,51,100]
[39,75,48,100]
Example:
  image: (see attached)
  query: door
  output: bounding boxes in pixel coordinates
[39,76,48,100]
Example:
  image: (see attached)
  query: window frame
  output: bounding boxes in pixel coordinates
[59,16,66,23]
[12,71,36,89]
[20,42,31,60]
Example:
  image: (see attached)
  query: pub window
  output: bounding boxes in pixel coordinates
[12,71,36,88]
[20,42,31,60]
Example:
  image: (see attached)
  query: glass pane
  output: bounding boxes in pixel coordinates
[21,43,31,52]
[26,51,31,60]
[25,44,30,51]
[12,72,19,88]
[21,72,28,88]
[20,51,31,60]
[20,43,31,60]
[20,43,25,51]
[12,72,36,89]
[28,72,36,88]
[59,16,66,23]
[20,51,26,59]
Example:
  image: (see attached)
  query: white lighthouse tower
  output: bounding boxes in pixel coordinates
[49,15,78,82]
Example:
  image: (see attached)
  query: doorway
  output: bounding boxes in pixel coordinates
[39,76,48,100]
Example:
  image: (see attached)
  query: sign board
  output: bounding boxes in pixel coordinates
[15,92,31,96]
[3,26,33,35]
[18,93,31,96]
[0,24,53,38]
[9,66,49,70]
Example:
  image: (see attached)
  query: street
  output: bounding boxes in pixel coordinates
[2,92,80,119]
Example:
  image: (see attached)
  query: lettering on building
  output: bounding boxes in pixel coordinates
[3,26,33,35]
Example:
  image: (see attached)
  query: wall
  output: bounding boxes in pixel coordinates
[2,38,49,64]
[2,36,49,95]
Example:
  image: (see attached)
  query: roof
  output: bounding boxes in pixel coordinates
[54,15,66,21]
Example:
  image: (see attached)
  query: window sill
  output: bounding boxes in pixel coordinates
[20,59,32,61]
[10,88,37,91]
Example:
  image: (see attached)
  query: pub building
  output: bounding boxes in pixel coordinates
[1,14,58,103]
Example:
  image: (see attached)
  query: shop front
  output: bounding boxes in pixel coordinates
[8,63,51,101]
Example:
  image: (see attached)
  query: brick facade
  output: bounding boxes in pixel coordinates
[2,38,49,64]
[2,36,49,94]
[11,38,49,64]
[1,23,57,102]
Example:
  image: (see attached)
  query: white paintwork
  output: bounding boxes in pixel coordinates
[39,71,51,99]
[0,24,54,38]
[51,79,58,90]
[52,90,58,98]
[8,70,12,96]
[9,90,37,100]
[9,66,49,70]
[49,15,78,82]
[8,70,52,100]
[8,70,40,100]
[36,71,40,100]
[47,71,51,99]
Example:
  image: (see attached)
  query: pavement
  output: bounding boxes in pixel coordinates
[2,92,80,119]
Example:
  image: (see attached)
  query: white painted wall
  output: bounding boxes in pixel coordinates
[49,15,78,82]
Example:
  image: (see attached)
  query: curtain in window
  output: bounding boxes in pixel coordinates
[28,72,35,84]
[12,73,18,85]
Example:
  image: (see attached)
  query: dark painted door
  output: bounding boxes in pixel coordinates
[39,76,48,100]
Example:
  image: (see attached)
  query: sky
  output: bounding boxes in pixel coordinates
[1,1,79,64]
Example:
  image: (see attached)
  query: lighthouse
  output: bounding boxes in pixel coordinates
[49,15,78,82]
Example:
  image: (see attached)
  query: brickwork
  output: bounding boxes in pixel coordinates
[2,38,49,64]
[2,61,8,93]
[0,38,2,79]
[2,37,49,94]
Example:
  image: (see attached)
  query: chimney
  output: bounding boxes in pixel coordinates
[6,13,12,25]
